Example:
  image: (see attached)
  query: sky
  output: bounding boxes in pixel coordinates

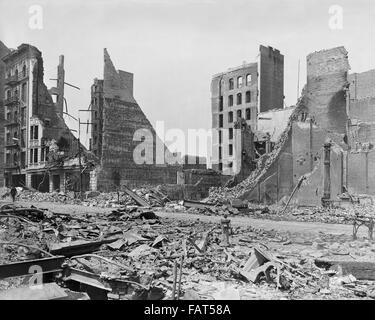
[1,0,375,156]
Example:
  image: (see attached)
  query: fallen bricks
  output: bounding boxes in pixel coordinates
[11,185,167,208]
[0,206,167,299]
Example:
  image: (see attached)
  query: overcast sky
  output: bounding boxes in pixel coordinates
[1,0,375,156]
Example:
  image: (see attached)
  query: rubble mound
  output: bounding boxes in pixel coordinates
[209,98,307,204]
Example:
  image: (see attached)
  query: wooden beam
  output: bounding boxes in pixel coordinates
[122,185,150,207]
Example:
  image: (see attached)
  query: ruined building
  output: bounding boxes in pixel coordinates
[211,45,284,175]
[1,43,94,192]
[211,45,375,205]
[89,49,180,191]
[0,41,11,187]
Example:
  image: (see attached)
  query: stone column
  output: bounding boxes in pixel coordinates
[322,142,331,201]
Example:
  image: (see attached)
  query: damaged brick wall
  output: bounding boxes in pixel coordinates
[348,70,375,150]
[241,119,345,205]
[349,70,375,100]
[347,151,375,194]
[306,47,349,137]
[240,122,294,203]
[291,120,326,185]
[251,47,349,203]
[213,47,350,205]
[233,118,256,181]
[30,50,89,163]
[180,169,230,195]
[345,70,375,194]
[93,49,180,190]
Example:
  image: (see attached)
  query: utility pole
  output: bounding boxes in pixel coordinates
[322,142,331,206]
[78,118,83,200]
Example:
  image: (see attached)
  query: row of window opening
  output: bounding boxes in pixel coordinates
[5,83,27,102]
[219,91,252,110]
[218,108,251,127]
[228,74,253,90]
[6,65,27,80]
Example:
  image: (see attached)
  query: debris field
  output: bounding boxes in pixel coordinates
[1,187,375,300]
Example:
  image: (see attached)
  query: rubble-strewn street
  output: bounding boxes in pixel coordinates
[1,188,375,300]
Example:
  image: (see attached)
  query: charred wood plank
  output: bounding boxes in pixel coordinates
[122,185,150,207]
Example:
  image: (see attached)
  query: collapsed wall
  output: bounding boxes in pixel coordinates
[208,101,304,202]
[32,55,83,158]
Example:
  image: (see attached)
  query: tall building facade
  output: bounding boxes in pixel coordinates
[2,43,92,191]
[211,45,284,175]
[2,44,40,187]
[0,41,11,187]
